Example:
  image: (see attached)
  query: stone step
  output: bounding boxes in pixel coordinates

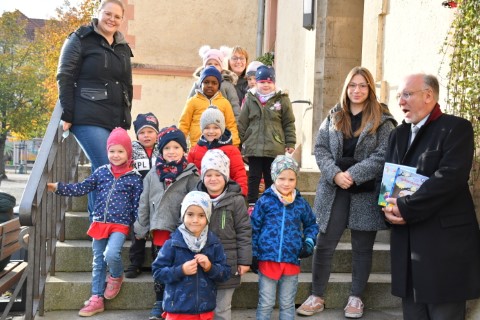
[44,272,400,311]
[54,240,391,273]
[34,307,404,319]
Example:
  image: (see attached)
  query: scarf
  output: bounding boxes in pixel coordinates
[110,162,133,178]
[178,223,209,253]
[155,154,188,187]
[197,129,233,149]
[256,91,276,105]
[271,184,297,206]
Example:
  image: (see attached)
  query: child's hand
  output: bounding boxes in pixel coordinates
[194,254,211,272]
[237,265,250,276]
[182,259,198,275]
[47,183,58,192]
[285,147,295,154]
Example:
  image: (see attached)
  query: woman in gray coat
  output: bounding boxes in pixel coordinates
[296,67,396,319]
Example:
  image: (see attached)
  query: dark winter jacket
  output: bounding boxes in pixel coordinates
[134,164,199,238]
[188,130,248,196]
[251,187,318,265]
[238,89,296,158]
[132,141,159,179]
[197,180,251,289]
[188,67,240,119]
[55,165,143,226]
[152,229,231,314]
[56,19,134,130]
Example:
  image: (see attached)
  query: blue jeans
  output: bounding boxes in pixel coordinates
[71,125,110,216]
[256,272,298,320]
[91,232,126,296]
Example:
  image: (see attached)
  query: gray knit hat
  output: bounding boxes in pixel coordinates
[201,149,230,183]
[181,191,212,223]
[200,106,226,134]
[271,155,299,182]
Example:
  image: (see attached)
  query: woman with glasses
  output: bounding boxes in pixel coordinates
[227,46,249,102]
[56,0,133,219]
[296,67,396,319]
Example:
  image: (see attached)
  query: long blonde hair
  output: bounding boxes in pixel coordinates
[333,67,384,138]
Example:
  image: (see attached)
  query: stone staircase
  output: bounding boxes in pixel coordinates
[43,165,401,315]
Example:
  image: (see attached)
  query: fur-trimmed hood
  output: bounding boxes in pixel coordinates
[193,66,238,85]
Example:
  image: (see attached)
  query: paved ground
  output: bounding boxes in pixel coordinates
[27,308,403,319]
[0,170,30,206]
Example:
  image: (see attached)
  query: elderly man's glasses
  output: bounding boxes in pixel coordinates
[396,89,428,101]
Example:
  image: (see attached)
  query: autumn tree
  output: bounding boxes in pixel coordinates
[0,11,47,178]
[37,0,97,109]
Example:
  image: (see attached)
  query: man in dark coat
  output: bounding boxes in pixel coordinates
[383,73,480,320]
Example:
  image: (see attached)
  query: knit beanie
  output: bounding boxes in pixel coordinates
[157,125,188,153]
[271,155,299,182]
[256,65,276,83]
[181,191,213,223]
[201,149,230,183]
[199,45,230,69]
[246,61,264,77]
[200,66,223,88]
[200,106,226,134]
[106,127,132,160]
[133,112,159,136]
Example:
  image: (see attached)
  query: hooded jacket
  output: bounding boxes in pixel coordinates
[197,180,252,288]
[55,165,143,226]
[238,89,296,158]
[188,129,248,196]
[134,163,199,238]
[56,19,134,130]
[188,67,240,119]
[179,91,240,148]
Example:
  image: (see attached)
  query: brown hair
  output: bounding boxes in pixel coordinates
[99,0,125,14]
[228,46,249,76]
[333,67,384,138]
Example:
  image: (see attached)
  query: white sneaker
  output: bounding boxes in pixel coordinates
[344,296,364,318]
[296,295,325,316]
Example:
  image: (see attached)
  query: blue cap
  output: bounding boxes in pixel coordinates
[200,66,222,88]
[255,65,275,83]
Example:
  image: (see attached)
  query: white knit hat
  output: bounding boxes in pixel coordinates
[246,61,264,77]
[201,149,230,183]
[200,106,226,134]
[181,191,212,223]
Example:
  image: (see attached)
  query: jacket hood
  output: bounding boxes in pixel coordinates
[196,179,243,200]
[193,66,238,85]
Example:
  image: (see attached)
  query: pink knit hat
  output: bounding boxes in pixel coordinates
[199,45,230,69]
[107,127,133,160]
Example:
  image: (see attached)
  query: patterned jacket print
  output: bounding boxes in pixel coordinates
[134,163,199,238]
[179,91,240,148]
[197,180,252,289]
[314,104,396,232]
[55,165,143,226]
[152,229,231,314]
[188,129,248,196]
[238,89,296,158]
[251,187,318,265]
[132,141,159,179]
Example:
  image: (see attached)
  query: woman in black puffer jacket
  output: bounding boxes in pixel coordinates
[56,0,133,216]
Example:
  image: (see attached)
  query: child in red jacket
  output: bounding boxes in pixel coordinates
[188,106,248,196]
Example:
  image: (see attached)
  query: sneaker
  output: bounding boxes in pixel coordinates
[78,295,104,317]
[296,295,324,316]
[149,300,164,320]
[247,203,255,216]
[344,296,364,318]
[125,265,141,279]
[104,275,123,300]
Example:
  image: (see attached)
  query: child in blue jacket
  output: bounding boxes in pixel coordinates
[47,128,143,317]
[152,191,231,320]
[250,155,318,320]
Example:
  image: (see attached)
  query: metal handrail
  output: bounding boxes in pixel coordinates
[17,101,84,319]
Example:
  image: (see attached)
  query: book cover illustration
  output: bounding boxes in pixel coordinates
[389,168,429,200]
[378,163,417,206]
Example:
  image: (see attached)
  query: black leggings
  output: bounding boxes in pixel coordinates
[247,156,274,204]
